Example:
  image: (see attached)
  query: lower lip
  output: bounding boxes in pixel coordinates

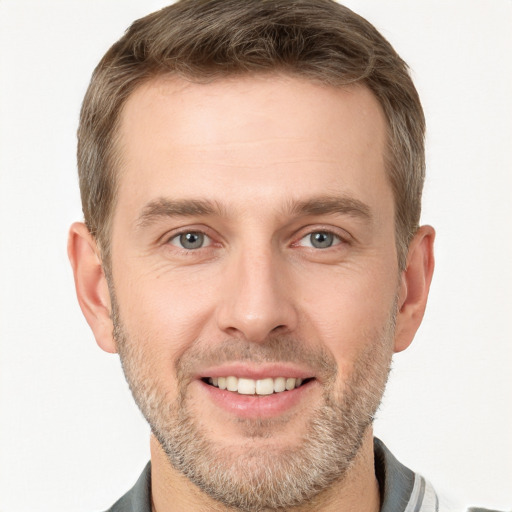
[198,379,315,419]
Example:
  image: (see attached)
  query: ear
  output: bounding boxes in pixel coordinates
[394,225,435,353]
[67,222,117,353]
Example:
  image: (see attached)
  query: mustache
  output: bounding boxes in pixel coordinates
[175,335,338,381]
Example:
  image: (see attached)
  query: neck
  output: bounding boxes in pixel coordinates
[150,429,380,512]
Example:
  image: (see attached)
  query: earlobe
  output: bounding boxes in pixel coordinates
[67,222,117,354]
[394,225,435,353]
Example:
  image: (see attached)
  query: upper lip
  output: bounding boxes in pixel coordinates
[196,363,315,381]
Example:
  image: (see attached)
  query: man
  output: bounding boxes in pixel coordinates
[66,1,493,511]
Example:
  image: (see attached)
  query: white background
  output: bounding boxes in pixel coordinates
[0,1,511,511]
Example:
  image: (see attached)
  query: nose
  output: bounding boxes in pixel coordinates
[215,246,298,343]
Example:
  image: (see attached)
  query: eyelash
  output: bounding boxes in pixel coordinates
[164,226,349,253]
[295,231,343,249]
[167,230,214,251]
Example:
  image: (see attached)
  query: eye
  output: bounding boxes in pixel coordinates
[169,231,211,250]
[298,231,341,249]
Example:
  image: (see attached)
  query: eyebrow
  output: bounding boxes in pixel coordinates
[136,198,222,228]
[136,194,372,229]
[289,196,372,221]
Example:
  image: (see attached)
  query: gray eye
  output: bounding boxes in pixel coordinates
[171,232,208,249]
[308,232,335,248]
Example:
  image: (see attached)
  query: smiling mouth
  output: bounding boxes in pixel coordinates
[202,376,314,395]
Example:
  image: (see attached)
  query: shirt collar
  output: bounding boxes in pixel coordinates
[374,437,417,512]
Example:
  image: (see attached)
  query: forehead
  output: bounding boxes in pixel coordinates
[115,74,390,220]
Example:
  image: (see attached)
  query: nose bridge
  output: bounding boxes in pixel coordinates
[216,241,297,342]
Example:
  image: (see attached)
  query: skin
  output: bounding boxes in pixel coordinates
[68,74,435,511]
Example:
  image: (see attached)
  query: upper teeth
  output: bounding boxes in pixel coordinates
[208,376,304,395]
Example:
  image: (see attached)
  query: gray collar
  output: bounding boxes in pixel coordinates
[374,437,417,512]
[105,460,152,512]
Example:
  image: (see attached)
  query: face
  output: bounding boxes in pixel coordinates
[109,75,400,510]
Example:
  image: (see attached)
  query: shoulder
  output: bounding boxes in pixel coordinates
[374,438,507,512]
[104,462,152,512]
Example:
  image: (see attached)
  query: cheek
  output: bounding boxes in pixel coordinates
[296,264,397,365]
[113,267,218,363]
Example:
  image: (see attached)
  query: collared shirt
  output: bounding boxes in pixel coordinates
[104,438,492,512]
[373,438,439,512]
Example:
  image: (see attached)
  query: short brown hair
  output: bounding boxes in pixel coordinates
[78,0,425,270]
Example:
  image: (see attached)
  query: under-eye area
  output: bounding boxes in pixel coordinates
[202,376,314,395]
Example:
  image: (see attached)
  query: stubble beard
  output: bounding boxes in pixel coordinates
[112,298,395,512]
